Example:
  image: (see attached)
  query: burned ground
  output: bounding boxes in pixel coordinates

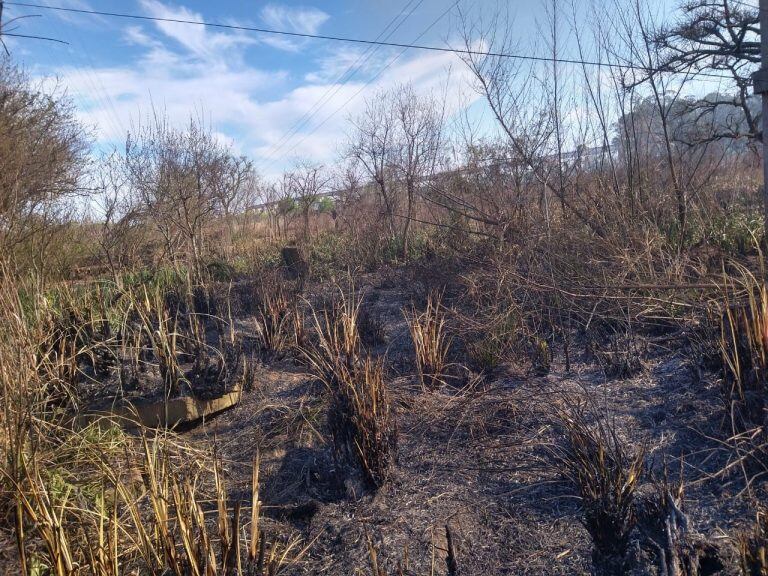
[169,268,756,575]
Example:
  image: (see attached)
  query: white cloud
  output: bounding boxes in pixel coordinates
[260,4,329,34]
[49,1,479,180]
[303,45,385,84]
[123,25,160,49]
[139,0,256,63]
[258,4,330,52]
[252,50,480,175]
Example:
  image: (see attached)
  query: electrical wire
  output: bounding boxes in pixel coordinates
[260,0,425,166]
[2,0,743,80]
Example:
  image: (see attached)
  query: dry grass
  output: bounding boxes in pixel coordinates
[720,272,768,429]
[254,275,297,357]
[406,292,452,390]
[17,431,308,575]
[303,290,397,489]
[719,265,768,482]
[550,405,645,574]
[740,507,768,575]
[0,268,307,574]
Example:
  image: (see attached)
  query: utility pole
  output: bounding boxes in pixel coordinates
[756,0,768,239]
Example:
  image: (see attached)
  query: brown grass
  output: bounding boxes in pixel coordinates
[719,265,768,481]
[406,291,452,390]
[303,291,397,489]
[740,507,768,575]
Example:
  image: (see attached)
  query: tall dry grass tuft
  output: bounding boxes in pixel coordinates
[551,406,645,574]
[133,286,187,398]
[11,425,307,575]
[719,264,768,477]
[255,277,295,356]
[251,273,309,361]
[721,271,768,431]
[303,291,397,489]
[405,292,451,390]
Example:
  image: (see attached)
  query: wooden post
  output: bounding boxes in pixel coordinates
[755,0,768,240]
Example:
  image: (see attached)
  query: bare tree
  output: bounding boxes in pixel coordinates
[650,0,759,139]
[94,152,147,282]
[0,58,89,272]
[124,114,245,280]
[212,154,258,218]
[258,182,282,240]
[333,160,365,232]
[347,92,399,241]
[392,85,444,258]
[457,7,609,238]
[348,84,444,259]
[275,173,297,240]
[287,162,331,242]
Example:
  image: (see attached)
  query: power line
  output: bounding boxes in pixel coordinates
[262,0,463,172]
[259,0,426,168]
[3,1,743,80]
[261,0,463,169]
[0,31,66,43]
[260,0,424,166]
[42,17,126,142]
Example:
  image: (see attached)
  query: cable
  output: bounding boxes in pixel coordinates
[260,0,426,167]
[725,0,759,10]
[0,31,66,43]
[262,0,424,165]
[261,0,471,169]
[2,1,742,80]
[47,18,126,143]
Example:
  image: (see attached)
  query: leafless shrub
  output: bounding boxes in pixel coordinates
[0,59,89,276]
[347,83,445,260]
[124,113,257,281]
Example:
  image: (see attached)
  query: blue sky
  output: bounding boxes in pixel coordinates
[3,0,724,180]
